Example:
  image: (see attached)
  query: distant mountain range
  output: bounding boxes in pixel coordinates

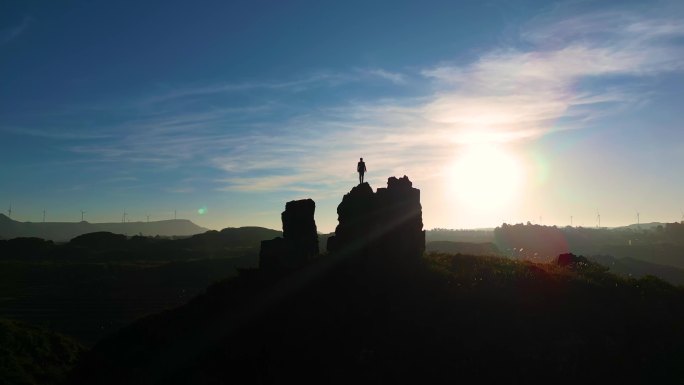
[614,222,669,230]
[0,214,209,241]
[588,254,684,286]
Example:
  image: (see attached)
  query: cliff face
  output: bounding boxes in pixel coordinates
[376,176,425,258]
[282,199,319,258]
[326,182,376,256]
[259,199,319,269]
[327,176,424,258]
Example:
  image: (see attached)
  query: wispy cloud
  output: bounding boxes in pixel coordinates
[142,72,355,105]
[1,126,113,140]
[357,68,408,84]
[419,10,684,143]
[36,3,684,195]
[1,16,32,45]
[100,176,139,184]
[141,68,408,106]
[165,187,196,194]
[216,174,319,193]
[218,4,684,191]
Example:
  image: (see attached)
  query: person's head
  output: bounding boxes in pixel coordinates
[360,157,363,161]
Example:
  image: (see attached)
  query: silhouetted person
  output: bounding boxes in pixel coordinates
[357,158,367,184]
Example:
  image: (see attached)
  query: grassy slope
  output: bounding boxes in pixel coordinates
[69,252,684,384]
[0,227,280,346]
[0,255,257,346]
[0,318,85,385]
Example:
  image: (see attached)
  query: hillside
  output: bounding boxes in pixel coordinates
[426,240,501,256]
[0,318,85,385]
[0,214,208,241]
[0,227,281,261]
[494,222,684,268]
[68,252,684,384]
[589,254,684,286]
[426,228,495,243]
[0,227,281,346]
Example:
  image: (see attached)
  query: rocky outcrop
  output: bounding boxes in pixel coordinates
[282,199,319,258]
[327,176,425,258]
[259,199,319,269]
[326,182,376,256]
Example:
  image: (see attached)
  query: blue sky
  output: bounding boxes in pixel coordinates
[1,0,684,232]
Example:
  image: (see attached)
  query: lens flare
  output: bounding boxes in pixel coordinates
[197,206,207,215]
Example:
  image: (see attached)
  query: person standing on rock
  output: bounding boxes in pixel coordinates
[357,157,367,184]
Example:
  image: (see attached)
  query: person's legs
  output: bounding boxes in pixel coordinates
[359,172,364,184]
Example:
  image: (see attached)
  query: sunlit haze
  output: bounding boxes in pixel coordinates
[445,144,524,227]
[2,0,684,232]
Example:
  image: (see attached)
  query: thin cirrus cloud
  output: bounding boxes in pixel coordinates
[0,16,32,46]
[216,6,684,191]
[165,187,196,194]
[46,5,684,195]
[142,68,407,105]
[419,13,684,144]
[357,68,408,85]
[216,174,320,193]
[0,126,114,140]
[141,72,348,105]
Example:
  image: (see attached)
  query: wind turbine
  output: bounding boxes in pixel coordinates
[7,203,12,219]
[81,210,86,222]
[570,215,573,227]
[122,209,128,223]
[146,214,150,223]
[636,211,640,229]
[174,209,177,220]
[596,210,601,228]
[43,209,46,223]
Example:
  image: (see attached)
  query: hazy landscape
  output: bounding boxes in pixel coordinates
[3,0,684,384]
[3,198,684,383]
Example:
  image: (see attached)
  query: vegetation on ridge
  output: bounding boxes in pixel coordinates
[0,228,281,347]
[68,251,684,384]
[0,318,85,385]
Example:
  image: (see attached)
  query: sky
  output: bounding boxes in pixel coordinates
[1,0,684,232]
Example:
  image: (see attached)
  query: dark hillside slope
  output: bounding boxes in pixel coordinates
[0,318,85,385]
[177,227,282,251]
[589,255,684,285]
[69,252,684,385]
[0,228,281,346]
[0,227,281,261]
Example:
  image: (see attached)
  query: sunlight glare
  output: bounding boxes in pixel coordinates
[446,144,525,211]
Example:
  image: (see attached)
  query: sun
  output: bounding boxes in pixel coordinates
[446,144,525,211]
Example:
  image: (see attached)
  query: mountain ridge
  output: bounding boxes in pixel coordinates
[0,214,209,241]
